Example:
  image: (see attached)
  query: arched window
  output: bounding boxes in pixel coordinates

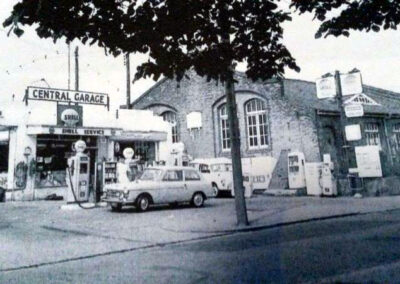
[219,104,230,151]
[245,99,269,149]
[162,111,179,143]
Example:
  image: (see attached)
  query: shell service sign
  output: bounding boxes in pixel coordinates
[57,104,83,127]
[61,109,80,127]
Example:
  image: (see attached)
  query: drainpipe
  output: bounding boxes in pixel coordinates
[383,116,394,166]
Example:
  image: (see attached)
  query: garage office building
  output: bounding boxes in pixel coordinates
[0,86,171,201]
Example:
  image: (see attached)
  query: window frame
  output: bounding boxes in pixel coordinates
[364,122,381,147]
[219,104,231,152]
[162,170,183,182]
[184,170,201,181]
[162,111,179,144]
[245,99,269,150]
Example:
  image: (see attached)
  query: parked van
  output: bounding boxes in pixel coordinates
[189,158,233,197]
[241,156,277,192]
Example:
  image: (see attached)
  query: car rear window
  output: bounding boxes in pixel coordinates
[139,169,162,181]
[184,170,201,181]
[162,170,183,181]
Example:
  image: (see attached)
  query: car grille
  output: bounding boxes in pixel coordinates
[107,190,121,198]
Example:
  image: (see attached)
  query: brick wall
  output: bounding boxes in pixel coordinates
[132,72,321,163]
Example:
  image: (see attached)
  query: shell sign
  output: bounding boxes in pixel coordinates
[61,108,80,127]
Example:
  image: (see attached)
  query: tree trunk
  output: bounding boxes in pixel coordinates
[225,70,249,226]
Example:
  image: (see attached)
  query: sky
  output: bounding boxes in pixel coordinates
[0,1,400,112]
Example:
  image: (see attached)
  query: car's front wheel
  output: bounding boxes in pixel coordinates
[110,203,122,212]
[191,192,205,208]
[212,184,220,197]
[136,195,150,212]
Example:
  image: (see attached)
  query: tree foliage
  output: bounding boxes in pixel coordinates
[291,0,400,38]
[4,0,299,83]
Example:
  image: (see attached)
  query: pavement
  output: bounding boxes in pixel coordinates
[1,194,400,271]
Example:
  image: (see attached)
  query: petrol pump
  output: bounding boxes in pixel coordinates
[66,140,90,203]
[320,154,337,196]
[288,151,306,189]
[120,147,142,182]
[304,153,337,196]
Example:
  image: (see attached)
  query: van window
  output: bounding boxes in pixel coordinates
[211,164,231,172]
[199,164,210,173]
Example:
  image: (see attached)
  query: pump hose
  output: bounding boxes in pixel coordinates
[66,166,98,210]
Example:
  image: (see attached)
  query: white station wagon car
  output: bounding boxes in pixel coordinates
[103,166,213,212]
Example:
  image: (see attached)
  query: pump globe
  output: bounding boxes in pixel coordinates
[123,147,134,160]
[74,140,87,153]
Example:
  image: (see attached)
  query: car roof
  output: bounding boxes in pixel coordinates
[148,165,200,171]
[189,157,232,165]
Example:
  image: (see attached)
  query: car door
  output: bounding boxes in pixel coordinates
[160,169,184,203]
[183,169,203,200]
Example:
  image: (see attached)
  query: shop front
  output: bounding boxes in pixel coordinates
[0,127,11,193]
[2,86,171,201]
[111,131,168,165]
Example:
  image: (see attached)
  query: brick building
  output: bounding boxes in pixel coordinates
[131,71,400,192]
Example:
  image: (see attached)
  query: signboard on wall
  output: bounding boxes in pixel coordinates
[345,124,362,141]
[26,125,122,137]
[345,104,364,118]
[25,87,109,108]
[186,111,202,129]
[340,71,363,96]
[57,104,83,127]
[316,76,336,99]
[355,146,382,177]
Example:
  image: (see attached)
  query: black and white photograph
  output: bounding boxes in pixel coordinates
[1,0,400,283]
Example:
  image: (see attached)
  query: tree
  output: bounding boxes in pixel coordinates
[4,0,299,226]
[291,0,400,38]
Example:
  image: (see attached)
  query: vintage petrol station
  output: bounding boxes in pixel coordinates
[0,86,172,201]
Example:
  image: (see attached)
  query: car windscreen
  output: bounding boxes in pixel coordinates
[139,169,162,181]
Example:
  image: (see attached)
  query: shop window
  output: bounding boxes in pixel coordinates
[116,141,155,163]
[219,104,231,151]
[364,123,381,146]
[245,99,269,149]
[162,111,179,143]
[35,135,96,188]
[0,144,9,173]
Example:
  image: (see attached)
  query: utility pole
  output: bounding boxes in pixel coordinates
[334,70,349,174]
[75,46,79,91]
[68,43,71,89]
[125,53,131,108]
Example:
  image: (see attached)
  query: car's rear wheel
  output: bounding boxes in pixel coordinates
[192,192,205,208]
[136,195,150,212]
[110,203,122,212]
[212,184,219,197]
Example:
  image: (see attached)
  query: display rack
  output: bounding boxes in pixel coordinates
[103,161,117,185]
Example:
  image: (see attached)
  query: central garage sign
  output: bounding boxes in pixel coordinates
[25,86,109,109]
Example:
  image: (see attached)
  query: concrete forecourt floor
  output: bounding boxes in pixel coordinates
[1,195,400,271]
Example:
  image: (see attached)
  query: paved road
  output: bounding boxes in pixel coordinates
[2,209,400,283]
